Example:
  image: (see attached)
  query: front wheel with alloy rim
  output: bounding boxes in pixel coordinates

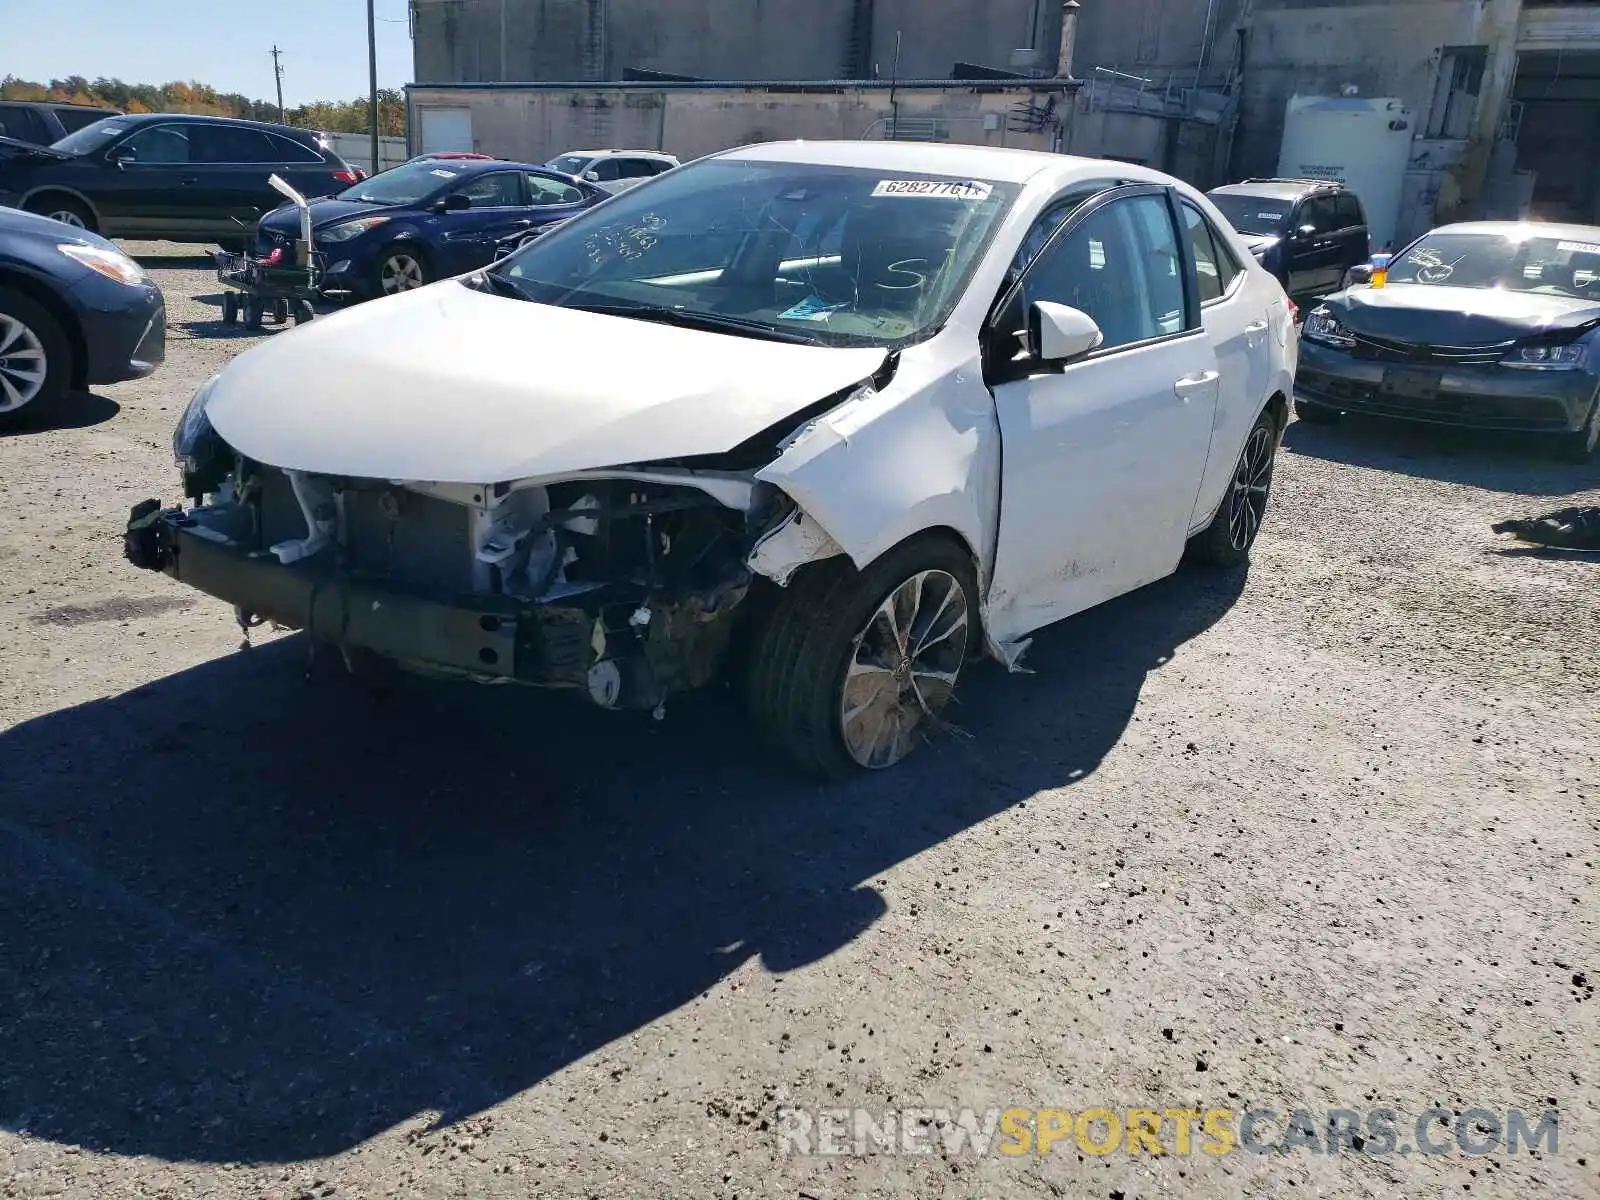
[375,249,428,296]
[1187,407,1280,568]
[26,198,94,231]
[746,534,978,779]
[0,290,71,427]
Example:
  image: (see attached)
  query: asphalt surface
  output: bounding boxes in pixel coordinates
[1,245,1597,1199]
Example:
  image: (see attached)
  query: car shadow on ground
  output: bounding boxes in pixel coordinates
[128,253,222,270]
[0,566,1246,1165]
[1283,414,1600,496]
[0,391,120,436]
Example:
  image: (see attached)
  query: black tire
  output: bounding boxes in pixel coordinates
[373,246,429,298]
[1556,399,1599,464]
[220,292,239,325]
[0,288,72,428]
[1187,407,1279,569]
[244,298,265,329]
[292,299,315,325]
[24,195,95,233]
[745,533,978,780]
[1294,396,1341,425]
[271,299,290,325]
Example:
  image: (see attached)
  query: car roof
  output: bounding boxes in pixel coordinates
[0,99,117,112]
[1428,220,1600,243]
[87,112,323,141]
[703,139,1184,189]
[1209,179,1338,200]
[413,159,561,175]
[561,149,676,159]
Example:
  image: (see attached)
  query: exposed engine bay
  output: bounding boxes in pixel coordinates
[126,453,803,713]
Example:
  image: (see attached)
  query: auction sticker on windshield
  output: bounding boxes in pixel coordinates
[1557,241,1600,256]
[872,180,993,201]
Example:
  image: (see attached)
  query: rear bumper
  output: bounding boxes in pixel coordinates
[1296,340,1598,433]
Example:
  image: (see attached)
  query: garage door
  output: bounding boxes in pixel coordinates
[418,107,474,155]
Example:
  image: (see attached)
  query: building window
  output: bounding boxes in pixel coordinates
[1426,46,1487,140]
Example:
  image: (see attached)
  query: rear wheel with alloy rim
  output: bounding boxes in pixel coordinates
[0,290,71,427]
[376,249,427,296]
[747,534,977,779]
[1187,407,1279,568]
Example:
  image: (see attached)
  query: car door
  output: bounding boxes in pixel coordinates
[583,157,626,194]
[101,122,200,237]
[523,171,598,229]
[1337,192,1371,264]
[1292,195,1344,297]
[1179,200,1275,533]
[189,122,286,238]
[433,170,534,273]
[986,186,1221,638]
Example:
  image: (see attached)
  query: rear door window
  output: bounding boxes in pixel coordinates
[192,124,279,163]
[0,106,50,144]
[587,159,624,182]
[53,107,111,134]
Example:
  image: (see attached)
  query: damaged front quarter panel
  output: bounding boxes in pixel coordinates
[750,344,1001,597]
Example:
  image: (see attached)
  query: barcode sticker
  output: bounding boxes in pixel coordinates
[871,179,993,201]
[1557,241,1600,255]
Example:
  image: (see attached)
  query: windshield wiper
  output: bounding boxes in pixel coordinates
[564,301,826,345]
[475,269,532,300]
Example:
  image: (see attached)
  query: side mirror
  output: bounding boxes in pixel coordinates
[433,193,471,213]
[1295,224,1317,241]
[583,170,601,183]
[1343,263,1374,288]
[1028,300,1103,363]
[110,149,134,169]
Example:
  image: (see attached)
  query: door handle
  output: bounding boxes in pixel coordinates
[1243,319,1269,347]
[1174,370,1221,400]
[179,176,200,186]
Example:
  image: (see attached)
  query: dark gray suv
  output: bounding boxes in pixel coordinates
[0,101,121,146]
[1206,179,1371,304]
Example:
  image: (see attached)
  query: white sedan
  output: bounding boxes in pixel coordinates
[133,141,1297,777]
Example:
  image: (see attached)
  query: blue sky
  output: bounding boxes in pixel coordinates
[1,0,415,106]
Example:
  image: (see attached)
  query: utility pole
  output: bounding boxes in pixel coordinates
[367,0,380,176]
[270,45,286,123]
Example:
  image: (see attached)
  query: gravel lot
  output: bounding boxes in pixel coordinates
[1,244,1597,1200]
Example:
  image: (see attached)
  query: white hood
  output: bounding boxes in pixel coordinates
[204,280,886,483]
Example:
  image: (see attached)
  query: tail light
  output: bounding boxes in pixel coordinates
[332,168,363,184]
[1288,299,1299,325]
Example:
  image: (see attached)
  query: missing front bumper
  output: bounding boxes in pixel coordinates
[125,505,749,706]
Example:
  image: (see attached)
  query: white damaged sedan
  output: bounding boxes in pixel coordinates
[127,141,1297,777]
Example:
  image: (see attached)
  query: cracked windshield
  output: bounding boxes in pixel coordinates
[496,159,1018,348]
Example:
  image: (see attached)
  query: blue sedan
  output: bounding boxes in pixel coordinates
[0,205,164,426]
[255,158,608,301]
